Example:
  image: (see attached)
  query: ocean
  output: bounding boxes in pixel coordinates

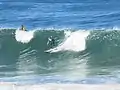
[0,0,120,85]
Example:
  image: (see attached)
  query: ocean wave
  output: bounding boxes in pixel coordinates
[0,28,120,79]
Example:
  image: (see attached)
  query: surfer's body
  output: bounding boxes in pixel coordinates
[20,25,27,31]
[47,36,55,47]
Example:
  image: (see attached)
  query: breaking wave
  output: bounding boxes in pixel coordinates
[1,28,120,83]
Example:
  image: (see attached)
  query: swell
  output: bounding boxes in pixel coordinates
[0,29,120,77]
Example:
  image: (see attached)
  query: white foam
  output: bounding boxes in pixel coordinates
[1,84,120,90]
[15,29,35,43]
[64,30,72,38]
[45,30,90,53]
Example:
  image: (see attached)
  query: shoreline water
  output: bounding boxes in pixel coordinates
[0,83,120,90]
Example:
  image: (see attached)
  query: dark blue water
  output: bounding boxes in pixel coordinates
[1,0,120,84]
[1,1,120,29]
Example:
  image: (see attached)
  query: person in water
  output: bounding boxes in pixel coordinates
[20,25,27,31]
[47,36,55,47]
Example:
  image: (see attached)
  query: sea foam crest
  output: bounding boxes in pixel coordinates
[45,30,90,53]
[15,29,35,43]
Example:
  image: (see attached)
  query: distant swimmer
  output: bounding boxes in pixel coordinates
[20,25,27,31]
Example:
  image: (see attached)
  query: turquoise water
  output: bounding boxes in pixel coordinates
[0,29,120,84]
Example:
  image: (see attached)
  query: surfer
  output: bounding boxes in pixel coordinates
[20,25,27,31]
[47,36,55,47]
